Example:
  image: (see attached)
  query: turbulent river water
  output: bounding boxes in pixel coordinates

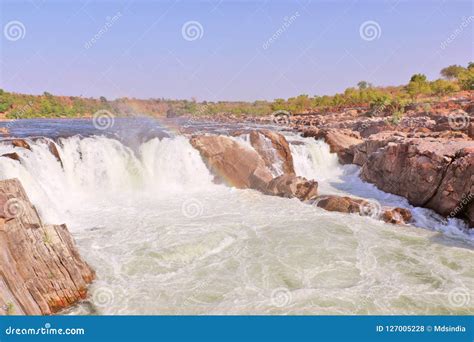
[0,119,472,315]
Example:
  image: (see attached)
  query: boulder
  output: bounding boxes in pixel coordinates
[264,174,318,201]
[314,195,412,225]
[1,152,20,162]
[11,139,31,150]
[315,195,362,214]
[190,135,273,191]
[249,130,295,175]
[381,208,413,225]
[0,179,94,315]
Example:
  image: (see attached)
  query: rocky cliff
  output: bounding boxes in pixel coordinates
[0,179,94,315]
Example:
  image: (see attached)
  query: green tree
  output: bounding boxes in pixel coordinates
[440,65,466,80]
[406,74,431,97]
[357,81,372,90]
[457,68,474,90]
[430,79,459,96]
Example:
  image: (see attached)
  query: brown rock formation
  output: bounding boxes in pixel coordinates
[0,179,94,315]
[191,134,318,200]
[360,139,474,226]
[1,153,20,162]
[381,208,413,225]
[190,135,273,191]
[249,130,295,175]
[315,195,412,225]
[47,141,63,167]
[264,174,318,201]
[306,129,363,164]
[11,139,31,150]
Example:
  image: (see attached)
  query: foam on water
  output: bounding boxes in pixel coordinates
[0,134,472,315]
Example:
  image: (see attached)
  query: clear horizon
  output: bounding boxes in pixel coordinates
[1,0,472,102]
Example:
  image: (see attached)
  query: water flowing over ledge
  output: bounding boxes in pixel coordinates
[0,126,472,315]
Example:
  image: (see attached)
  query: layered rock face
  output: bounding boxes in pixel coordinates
[190,135,274,191]
[0,179,94,315]
[190,133,317,201]
[359,138,473,225]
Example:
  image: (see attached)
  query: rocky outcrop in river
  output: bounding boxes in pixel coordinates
[0,179,94,315]
[191,131,412,224]
[190,133,318,201]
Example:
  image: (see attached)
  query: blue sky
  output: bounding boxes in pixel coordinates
[0,0,472,101]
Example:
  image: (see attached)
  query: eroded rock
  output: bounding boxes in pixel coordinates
[249,130,295,175]
[314,195,412,225]
[264,174,318,201]
[0,178,94,315]
[190,135,273,191]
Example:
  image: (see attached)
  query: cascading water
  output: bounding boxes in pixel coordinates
[0,132,472,315]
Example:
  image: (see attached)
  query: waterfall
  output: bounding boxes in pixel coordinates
[0,136,216,224]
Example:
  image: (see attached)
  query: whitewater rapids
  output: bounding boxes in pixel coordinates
[0,134,472,315]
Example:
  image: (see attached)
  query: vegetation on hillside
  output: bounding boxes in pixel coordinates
[0,62,472,120]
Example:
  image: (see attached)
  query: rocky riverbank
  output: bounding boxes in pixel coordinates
[187,92,473,228]
[0,178,94,315]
